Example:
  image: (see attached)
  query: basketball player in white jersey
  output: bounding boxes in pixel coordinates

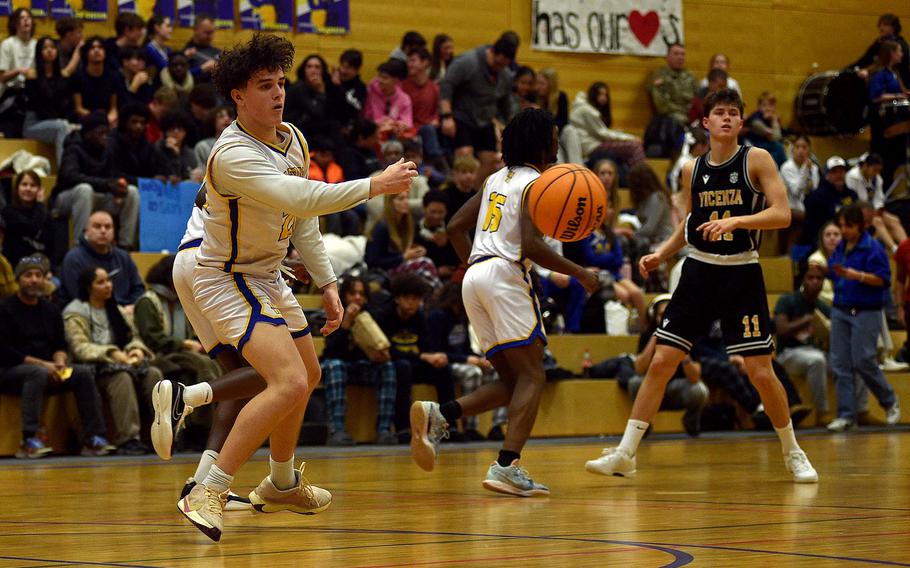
[584,89,818,483]
[173,34,416,541]
[409,109,598,496]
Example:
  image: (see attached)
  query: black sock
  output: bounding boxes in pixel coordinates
[439,400,463,424]
[497,450,521,467]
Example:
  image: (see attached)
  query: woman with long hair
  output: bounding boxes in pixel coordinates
[537,67,582,164]
[0,170,55,267]
[869,40,910,186]
[284,53,337,139]
[72,36,118,125]
[365,191,439,287]
[23,36,73,164]
[509,66,538,116]
[63,266,162,454]
[698,53,742,95]
[570,81,645,169]
[429,33,454,83]
[144,15,172,76]
[807,221,840,309]
[628,163,673,251]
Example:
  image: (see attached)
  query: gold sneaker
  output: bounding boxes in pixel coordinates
[177,483,227,542]
[249,462,332,514]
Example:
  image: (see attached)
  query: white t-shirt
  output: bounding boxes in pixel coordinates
[0,35,36,96]
[845,165,884,209]
[780,158,820,213]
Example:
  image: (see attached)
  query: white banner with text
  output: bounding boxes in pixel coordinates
[531,0,684,56]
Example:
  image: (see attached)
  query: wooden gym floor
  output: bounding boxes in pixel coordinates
[0,429,909,567]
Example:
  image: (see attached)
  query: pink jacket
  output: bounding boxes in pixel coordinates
[364,78,413,128]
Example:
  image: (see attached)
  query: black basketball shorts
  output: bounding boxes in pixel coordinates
[654,257,774,357]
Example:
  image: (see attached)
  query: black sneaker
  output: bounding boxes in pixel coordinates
[682,409,701,437]
[151,380,193,460]
[117,439,150,455]
[487,425,505,441]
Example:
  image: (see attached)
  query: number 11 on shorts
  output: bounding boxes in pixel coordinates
[742,314,760,338]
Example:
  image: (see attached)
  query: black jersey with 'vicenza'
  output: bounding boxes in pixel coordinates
[685,145,765,256]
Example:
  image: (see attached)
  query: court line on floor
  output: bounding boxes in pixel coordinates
[0,556,157,568]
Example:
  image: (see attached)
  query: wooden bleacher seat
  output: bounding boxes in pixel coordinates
[130,251,169,280]
[0,393,81,457]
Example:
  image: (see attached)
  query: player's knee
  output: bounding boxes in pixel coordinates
[748,367,777,389]
[650,349,684,376]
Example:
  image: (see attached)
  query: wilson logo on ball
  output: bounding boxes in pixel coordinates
[528,164,608,243]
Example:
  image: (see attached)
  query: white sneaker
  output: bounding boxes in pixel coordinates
[585,447,636,477]
[784,450,818,483]
[409,401,449,472]
[826,417,857,432]
[879,357,909,372]
[886,398,901,425]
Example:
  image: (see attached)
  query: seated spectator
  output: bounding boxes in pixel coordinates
[440,154,479,221]
[687,68,727,126]
[104,12,145,71]
[647,43,696,129]
[571,81,645,170]
[373,273,456,441]
[329,48,366,131]
[0,8,36,137]
[194,104,235,166]
[628,163,673,253]
[428,282,506,440]
[110,103,167,185]
[184,83,216,147]
[365,58,413,140]
[366,191,439,287]
[744,92,786,167]
[24,36,74,164]
[54,16,83,78]
[827,204,901,431]
[390,30,426,62]
[134,255,220,417]
[146,85,179,144]
[780,135,820,252]
[509,66,538,117]
[626,294,709,436]
[413,191,460,280]
[154,111,200,181]
[775,263,839,426]
[808,221,841,305]
[72,36,118,125]
[0,218,17,298]
[58,210,145,308]
[182,15,219,83]
[310,136,359,237]
[868,40,910,188]
[403,138,442,191]
[53,112,140,249]
[63,265,160,454]
[799,157,858,250]
[157,51,193,100]
[402,46,444,165]
[335,117,381,181]
[668,128,709,194]
[366,140,429,225]
[116,46,154,110]
[537,67,582,164]
[848,153,906,254]
[429,33,454,83]
[849,13,909,89]
[284,53,338,139]
[320,275,397,445]
[697,53,742,95]
[0,254,116,458]
[144,15,173,77]
[1,171,55,267]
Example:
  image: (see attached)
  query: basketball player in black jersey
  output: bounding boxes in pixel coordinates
[585,89,818,483]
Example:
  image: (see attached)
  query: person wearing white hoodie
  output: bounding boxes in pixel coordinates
[569,82,645,170]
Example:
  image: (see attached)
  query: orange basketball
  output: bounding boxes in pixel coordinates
[527,164,608,242]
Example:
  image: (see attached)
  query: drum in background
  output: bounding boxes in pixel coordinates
[796,71,868,136]
[881,98,910,138]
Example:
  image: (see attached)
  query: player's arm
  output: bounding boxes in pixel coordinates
[290,219,342,335]
[697,148,791,241]
[640,160,692,277]
[520,194,598,294]
[447,190,483,263]
[213,147,415,217]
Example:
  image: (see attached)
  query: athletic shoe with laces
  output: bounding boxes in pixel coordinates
[249,462,332,514]
[879,357,909,372]
[886,397,901,425]
[409,401,449,471]
[482,460,550,497]
[326,430,356,446]
[81,435,116,456]
[784,450,819,483]
[826,417,857,432]
[585,447,636,477]
[177,483,227,542]
[151,380,193,460]
[16,436,52,459]
[182,478,252,511]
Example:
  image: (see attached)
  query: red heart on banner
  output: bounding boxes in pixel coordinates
[629,10,660,48]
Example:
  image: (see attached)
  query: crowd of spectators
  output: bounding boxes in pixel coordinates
[0,10,908,457]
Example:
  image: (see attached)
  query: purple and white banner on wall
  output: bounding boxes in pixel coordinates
[297,0,349,35]
[0,1,48,18]
[117,0,176,22]
[178,0,234,29]
[239,0,294,31]
[49,0,107,21]
[532,0,683,56]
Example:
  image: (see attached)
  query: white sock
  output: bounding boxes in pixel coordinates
[269,456,296,490]
[193,449,219,485]
[618,419,649,456]
[775,420,801,455]
[183,383,213,407]
[202,464,233,493]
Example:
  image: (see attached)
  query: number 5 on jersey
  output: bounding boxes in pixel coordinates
[482,192,507,233]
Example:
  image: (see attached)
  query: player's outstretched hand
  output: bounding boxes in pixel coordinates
[577,269,599,294]
[639,252,662,279]
[370,158,418,198]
